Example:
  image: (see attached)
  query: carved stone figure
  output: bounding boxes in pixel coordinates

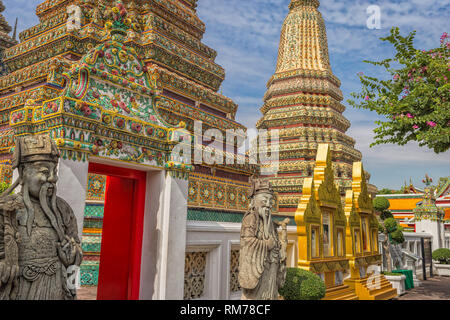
[0,134,82,300]
[238,178,289,300]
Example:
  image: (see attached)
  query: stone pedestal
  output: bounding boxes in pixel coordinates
[434,264,450,277]
[385,275,406,296]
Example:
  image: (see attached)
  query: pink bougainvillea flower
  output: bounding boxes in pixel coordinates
[364,95,370,101]
[427,121,437,127]
[413,125,419,129]
[406,113,414,118]
[393,74,399,80]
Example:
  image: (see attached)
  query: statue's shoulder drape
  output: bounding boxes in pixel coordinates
[239,211,268,290]
[0,194,23,261]
[56,197,81,243]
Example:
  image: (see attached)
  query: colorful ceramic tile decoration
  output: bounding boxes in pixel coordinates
[255,0,377,218]
[0,0,255,291]
[0,0,253,210]
[86,173,107,201]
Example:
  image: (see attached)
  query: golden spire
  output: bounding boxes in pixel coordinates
[289,0,320,10]
[277,0,329,73]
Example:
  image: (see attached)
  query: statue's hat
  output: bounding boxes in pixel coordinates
[12,134,60,169]
[250,177,274,197]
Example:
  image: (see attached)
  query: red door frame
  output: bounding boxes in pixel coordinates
[88,162,147,300]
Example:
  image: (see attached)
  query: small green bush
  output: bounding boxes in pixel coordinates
[391,226,405,244]
[373,197,390,212]
[279,268,326,300]
[384,218,398,233]
[380,210,394,221]
[432,248,450,264]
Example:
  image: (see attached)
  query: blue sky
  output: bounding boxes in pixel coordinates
[2,0,449,190]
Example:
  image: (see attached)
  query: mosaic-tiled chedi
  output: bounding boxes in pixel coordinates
[256,0,373,216]
[0,1,253,215]
[0,1,16,181]
[0,1,16,75]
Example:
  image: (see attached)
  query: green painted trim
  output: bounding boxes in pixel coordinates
[187,208,296,226]
[378,195,423,199]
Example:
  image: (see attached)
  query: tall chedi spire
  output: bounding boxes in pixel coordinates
[257,0,368,215]
[0,1,16,49]
[0,1,17,75]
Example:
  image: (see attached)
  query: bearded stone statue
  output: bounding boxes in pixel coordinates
[238,178,289,300]
[0,134,82,300]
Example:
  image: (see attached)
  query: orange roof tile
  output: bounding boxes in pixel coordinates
[445,208,450,220]
[388,198,422,210]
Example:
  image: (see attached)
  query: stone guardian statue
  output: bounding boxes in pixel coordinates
[238,178,289,300]
[0,134,83,300]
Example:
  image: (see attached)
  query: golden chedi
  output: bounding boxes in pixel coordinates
[257,0,371,218]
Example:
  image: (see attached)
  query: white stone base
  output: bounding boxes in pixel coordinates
[434,264,450,277]
[385,275,406,296]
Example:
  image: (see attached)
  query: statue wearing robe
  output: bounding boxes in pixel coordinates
[238,179,288,300]
[0,134,82,300]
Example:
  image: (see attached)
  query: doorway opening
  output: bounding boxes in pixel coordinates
[78,163,147,300]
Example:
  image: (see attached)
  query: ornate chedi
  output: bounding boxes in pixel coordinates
[0,1,16,182]
[257,0,374,216]
[0,0,253,210]
[0,1,17,76]
[0,0,255,288]
[414,175,446,250]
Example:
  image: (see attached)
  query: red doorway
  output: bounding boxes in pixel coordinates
[88,163,147,300]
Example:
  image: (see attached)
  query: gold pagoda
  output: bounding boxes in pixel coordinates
[257,0,372,217]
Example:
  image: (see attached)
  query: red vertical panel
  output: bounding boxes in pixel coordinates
[89,163,147,300]
[97,176,135,300]
[127,172,147,300]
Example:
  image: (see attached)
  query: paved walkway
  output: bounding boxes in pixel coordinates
[395,276,450,300]
[77,286,98,300]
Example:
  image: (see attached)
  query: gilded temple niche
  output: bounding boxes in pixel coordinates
[296,143,357,297]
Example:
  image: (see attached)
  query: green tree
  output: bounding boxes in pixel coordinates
[373,198,404,272]
[349,28,450,153]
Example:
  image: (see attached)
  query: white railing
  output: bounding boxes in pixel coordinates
[378,232,433,280]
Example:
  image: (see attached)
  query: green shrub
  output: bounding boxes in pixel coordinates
[432,248,450,264]
[279,268,326,300]
[380,210,394,221]
[391,226,405,244]
[373,197,390,212]
[384,218,398,233]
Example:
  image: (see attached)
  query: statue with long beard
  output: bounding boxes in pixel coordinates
[238,178,289,300]
[0,134,82,300]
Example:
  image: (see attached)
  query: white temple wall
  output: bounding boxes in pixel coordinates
[185,222,297,300]
[56,159,89,241]
[415,219,445,251]
[149,173,189,300]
